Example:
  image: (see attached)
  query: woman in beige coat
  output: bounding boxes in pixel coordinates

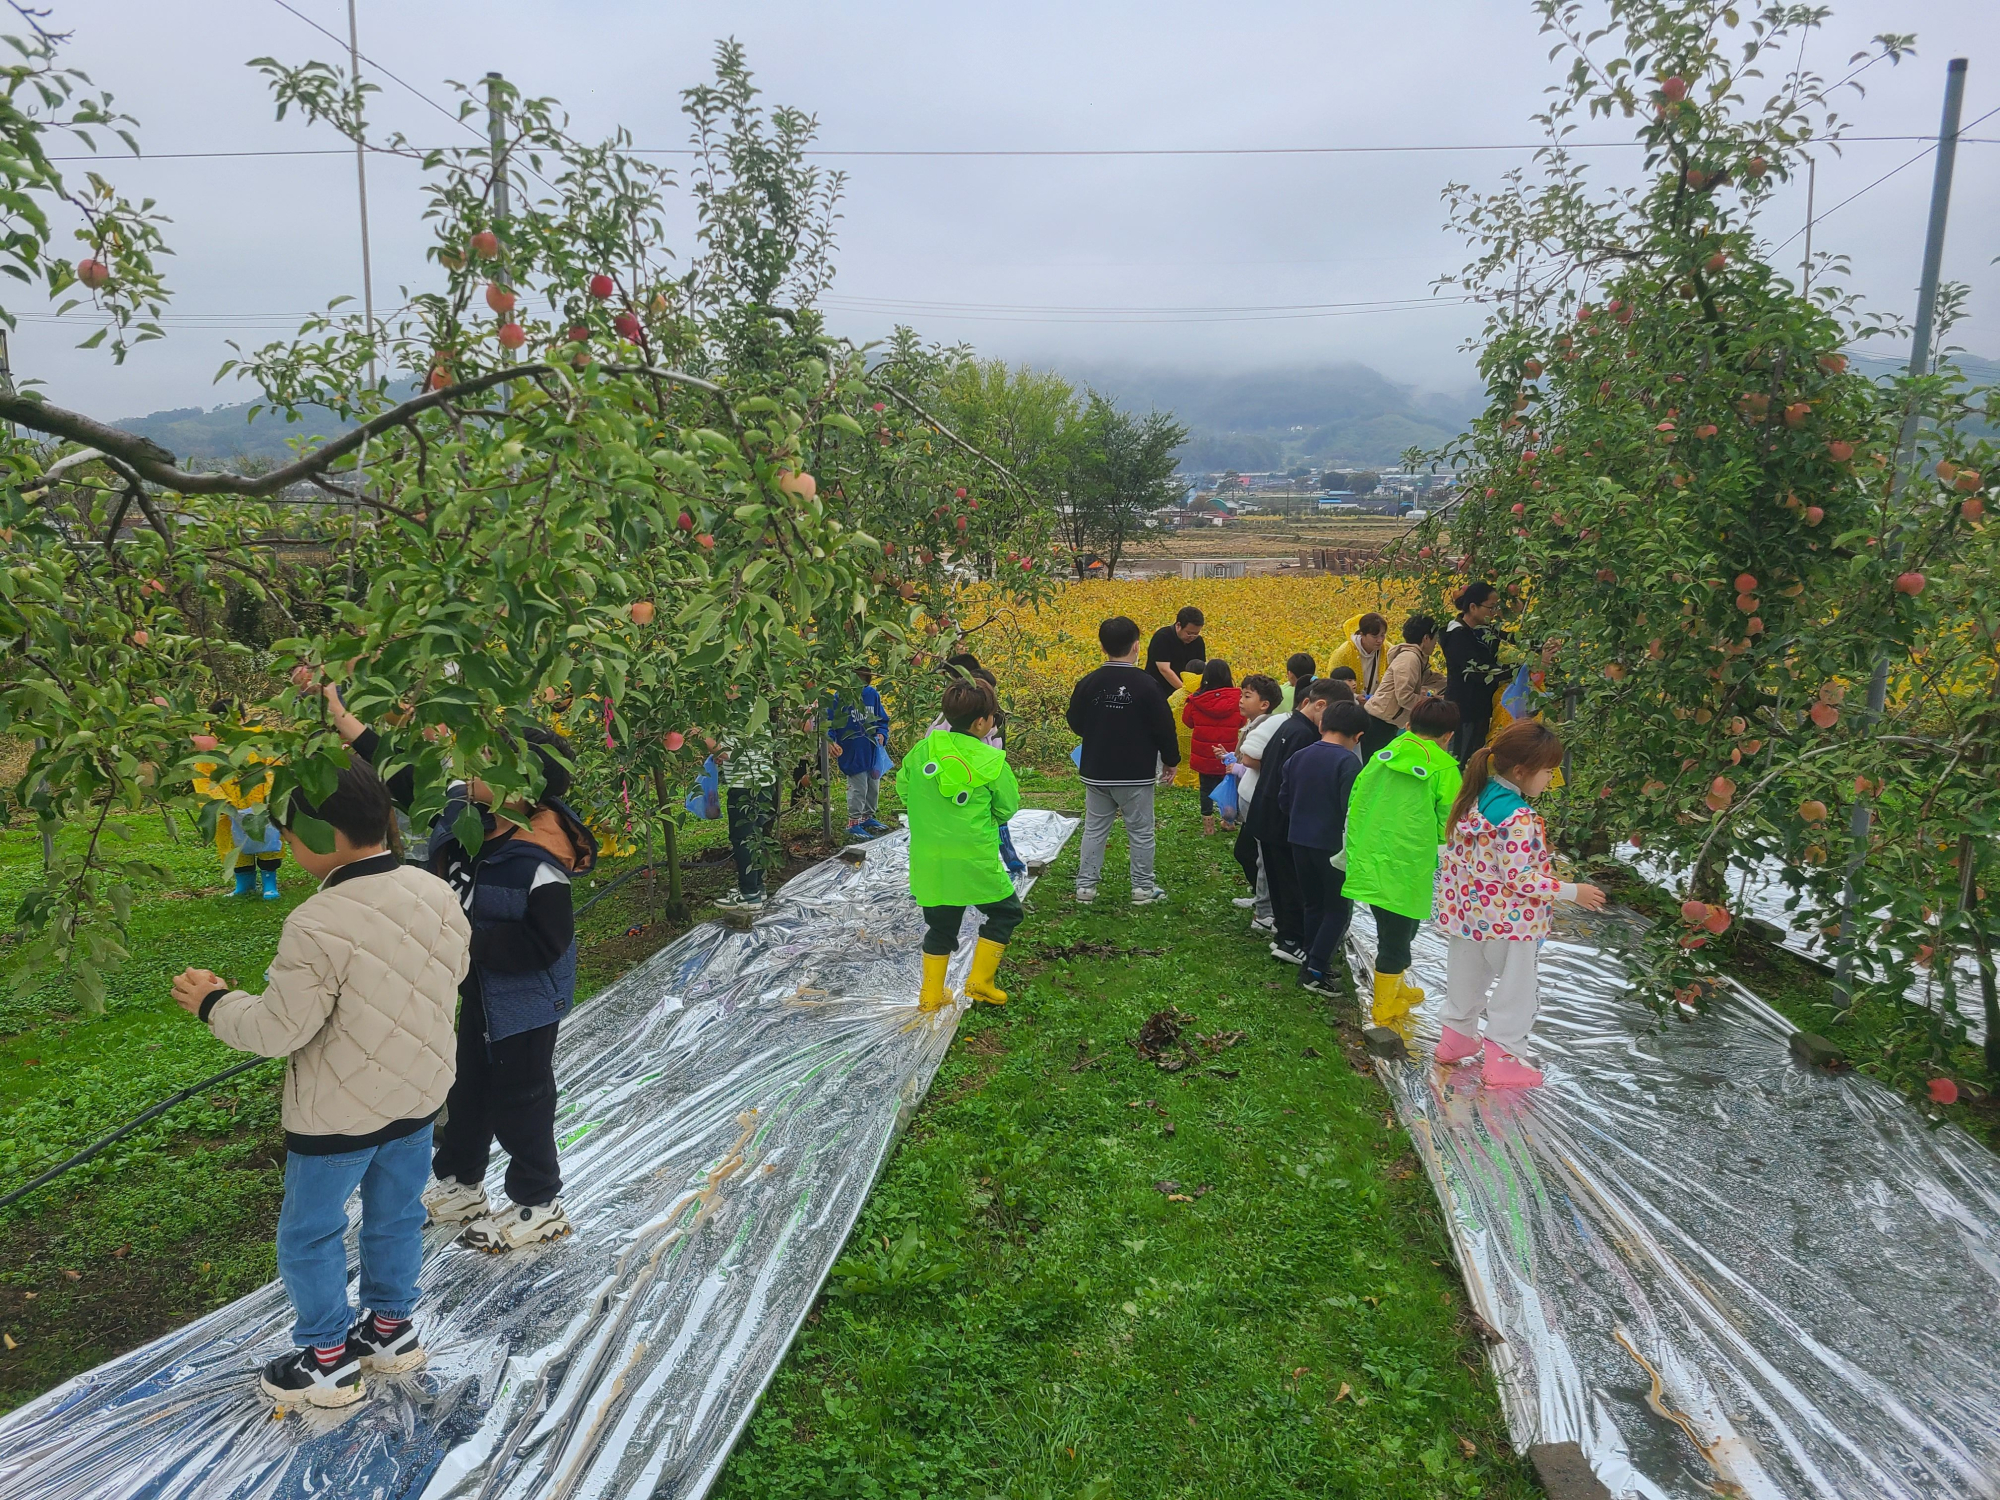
[1360,613,1445,759]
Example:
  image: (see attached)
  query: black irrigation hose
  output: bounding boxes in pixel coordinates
[0,852,744,1216]
[0,1054,281,1214]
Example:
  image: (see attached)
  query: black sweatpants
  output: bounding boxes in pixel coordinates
[1371,907,1423,976]
[1359,714,1399,762]
[726,783,780,896]
[1292,845,1352,976]
[921,891,1025,955]
[1260,835,1305,951]
[1198,772,1226,817]
[1452,714,1491,766]
[1232,820,1261,892]
[433,983,562,1208]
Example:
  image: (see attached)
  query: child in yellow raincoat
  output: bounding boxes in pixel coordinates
[193,705,283,900]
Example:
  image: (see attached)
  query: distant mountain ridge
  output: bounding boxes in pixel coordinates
[111,400,357,464]
[1058,361,1484,472]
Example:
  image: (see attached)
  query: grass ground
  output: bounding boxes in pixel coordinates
[713,771,1538,1500]
[0,791,841,1409]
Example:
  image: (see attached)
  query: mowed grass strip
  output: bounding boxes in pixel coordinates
[717,774,1540,1500]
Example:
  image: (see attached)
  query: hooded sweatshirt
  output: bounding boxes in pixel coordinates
[897,727,1022,907]
[1364,641,1446,729]
[1327,613,1385,696]
[1340,731,1462,919]
[1182,684,1246,775]
[1434,775,1578,940]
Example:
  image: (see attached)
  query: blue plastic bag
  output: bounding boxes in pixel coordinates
[1212,773,1239,822]
[683,757,722,820]
[870,737,896,778]
[1501,662,1534,722]
[1070,744,1083,769]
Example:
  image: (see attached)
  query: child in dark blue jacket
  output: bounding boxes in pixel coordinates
[827,666,891,837]
[1277,698,1368,997]
[327,692,597,1252]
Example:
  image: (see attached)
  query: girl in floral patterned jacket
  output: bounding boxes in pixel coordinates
[1431,721,1606,1086]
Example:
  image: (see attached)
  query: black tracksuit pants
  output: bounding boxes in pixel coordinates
[432,983,562,1208]
[1291,845,1352,976]
[1260,835,1305,951]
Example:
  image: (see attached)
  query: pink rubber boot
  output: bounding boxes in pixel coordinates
[1480,1039,1543,1088]
[1435,1026,1481,1065]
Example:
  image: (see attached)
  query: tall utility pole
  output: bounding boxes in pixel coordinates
[345,0,376,596]
[1833,57,1967,995]
[1799,157,1816,295]
[486,72,512,362]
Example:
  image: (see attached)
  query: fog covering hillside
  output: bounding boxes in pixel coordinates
[1065,362,1483,472]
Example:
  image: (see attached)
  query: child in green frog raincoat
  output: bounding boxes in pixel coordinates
[1341,695,1463,1026]
[897,676,1022,1011]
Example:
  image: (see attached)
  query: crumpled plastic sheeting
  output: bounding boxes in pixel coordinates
[1615,846,1990,1041]
[0,809,1077,1500]
[1347,904,2000,1500]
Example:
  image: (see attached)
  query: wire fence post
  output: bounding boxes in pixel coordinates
[1833,57,1967,999]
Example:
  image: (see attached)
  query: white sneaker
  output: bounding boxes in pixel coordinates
[1232,896,1257,909]
[422,1176,490,1226]
[1131,885,1169,905]
[1270,941,1307,964]
[1250,916,1276,934]
[1074,886,1097,905]
[459,1200,573,1254]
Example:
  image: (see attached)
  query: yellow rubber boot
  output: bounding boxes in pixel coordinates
[965,937,1009,1006]
[918,952,953,1012]
[1371,970,1412,1026]
[1397,972,1427,1009]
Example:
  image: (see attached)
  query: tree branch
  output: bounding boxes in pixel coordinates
[876,383,1034,496]
[6,366,561,498]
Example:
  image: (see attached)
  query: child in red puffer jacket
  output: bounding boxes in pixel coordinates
[1182,659,1246,837]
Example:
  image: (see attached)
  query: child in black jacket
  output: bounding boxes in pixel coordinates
[327,689,597,1253]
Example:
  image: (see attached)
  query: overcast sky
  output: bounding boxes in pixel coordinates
[17,0,1999,420]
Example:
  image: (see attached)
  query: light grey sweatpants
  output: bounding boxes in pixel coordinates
[1077,782,1156,895]
[845,770,880,822]
[1439,935,1543,1053]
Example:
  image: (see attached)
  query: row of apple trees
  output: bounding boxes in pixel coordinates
[0,16,1059,1009]
[1396,0,1999,1081]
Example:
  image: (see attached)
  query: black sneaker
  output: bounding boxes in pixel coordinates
[1298,968,1342,997]
[259,1340,365,1408]
[348,1310,427,1374]
[1269,941,1307,965]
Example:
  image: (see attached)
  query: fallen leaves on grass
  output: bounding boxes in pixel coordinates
[1151,1179,1212,1202]
[1132,1009,1248,1072]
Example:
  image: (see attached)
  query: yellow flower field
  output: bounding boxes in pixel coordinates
[973,575,1416,764]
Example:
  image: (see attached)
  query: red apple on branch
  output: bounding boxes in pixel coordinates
[1809,702,1839,729]
[1660,75,1688,101]
[588,273,615,299]
[76,257,110,289]
[496,323,526,350]
[190,734,219,752]
[485,282,516,313]
[629,600,656,625]
[1895,571,1926,596]
[664,731,685,752]
[470,230,500,260]
[613,312,642,342]
[1826,440,1854,462]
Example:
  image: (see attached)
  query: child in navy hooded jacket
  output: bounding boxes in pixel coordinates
[327,693,597,1253]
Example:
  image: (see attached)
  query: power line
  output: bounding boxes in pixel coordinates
[819,294,1480,326]
[1773,104,2000,254]
[41,133,1997,165]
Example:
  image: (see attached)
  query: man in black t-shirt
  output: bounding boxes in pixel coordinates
[1144,606,1207,693]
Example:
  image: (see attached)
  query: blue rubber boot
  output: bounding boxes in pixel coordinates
[231,867,256,899]
[260,867,281,901]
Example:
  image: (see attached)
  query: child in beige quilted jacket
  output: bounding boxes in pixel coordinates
[172,757,469,1409]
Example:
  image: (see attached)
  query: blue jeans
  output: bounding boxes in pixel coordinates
[276,1124,432,1348]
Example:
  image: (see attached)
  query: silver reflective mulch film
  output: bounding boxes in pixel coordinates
[1347,905,2000,1499]
[0,809,1077,1500]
